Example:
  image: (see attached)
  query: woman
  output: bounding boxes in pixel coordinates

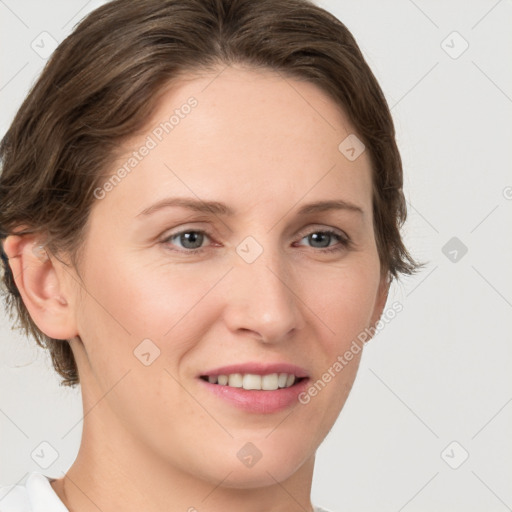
[0,0,421,510]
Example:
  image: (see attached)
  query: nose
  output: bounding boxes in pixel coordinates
[221,239,304,344]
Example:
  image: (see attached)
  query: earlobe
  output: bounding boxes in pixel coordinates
[2,234,78,340]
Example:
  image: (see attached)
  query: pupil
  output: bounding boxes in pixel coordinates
[181,232,203,249]
[310,232,330,248]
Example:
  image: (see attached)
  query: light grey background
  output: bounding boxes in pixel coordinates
[1,1,511,511]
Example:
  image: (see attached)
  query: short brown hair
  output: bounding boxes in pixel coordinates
[0,0,422,388]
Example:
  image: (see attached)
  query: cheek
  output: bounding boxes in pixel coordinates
[76,250,228,363]
[304,257,381,351]
[74,245,236,428]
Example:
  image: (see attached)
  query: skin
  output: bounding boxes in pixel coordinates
[4,64,389,512]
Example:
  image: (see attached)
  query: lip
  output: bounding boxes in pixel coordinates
[197,362,310,414]
[198,378,310,414]
[199,362,309,378]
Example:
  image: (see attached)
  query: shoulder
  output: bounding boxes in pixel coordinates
[0,473,68,512]
[0,478,31,512]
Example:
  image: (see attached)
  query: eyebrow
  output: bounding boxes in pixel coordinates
[136,197,364,217]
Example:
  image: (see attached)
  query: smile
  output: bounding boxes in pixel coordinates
[200,372,303,390]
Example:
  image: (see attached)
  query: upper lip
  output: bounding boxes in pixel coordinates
[199,363,309,379]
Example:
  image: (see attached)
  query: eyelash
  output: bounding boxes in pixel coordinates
[161,228,351,255]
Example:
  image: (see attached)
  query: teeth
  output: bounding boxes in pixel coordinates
[243,373,263,390]
[205,372,299,390]
[261,373,279,390]
[228,373,243,387]
[277,373,288,387]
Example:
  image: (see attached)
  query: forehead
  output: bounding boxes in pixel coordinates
[96,65,373,221]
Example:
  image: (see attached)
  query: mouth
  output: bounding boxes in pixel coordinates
[199,372,307,390]
[197,363,310,413]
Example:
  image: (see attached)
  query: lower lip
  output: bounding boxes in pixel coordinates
[198,378,310,414]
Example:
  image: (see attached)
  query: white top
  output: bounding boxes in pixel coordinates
[0,472,332,512]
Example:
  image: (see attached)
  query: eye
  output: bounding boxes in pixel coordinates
[161,227,351,254]
[295,229,351,253]
[163,230,212,252]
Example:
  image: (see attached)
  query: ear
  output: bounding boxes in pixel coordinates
[2,234,78,340]
[368,271,391,331]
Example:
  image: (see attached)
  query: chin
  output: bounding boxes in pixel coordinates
[217,459,310,490]
[187,436,314,489]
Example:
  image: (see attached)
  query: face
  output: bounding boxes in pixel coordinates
[59,65,388,487]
